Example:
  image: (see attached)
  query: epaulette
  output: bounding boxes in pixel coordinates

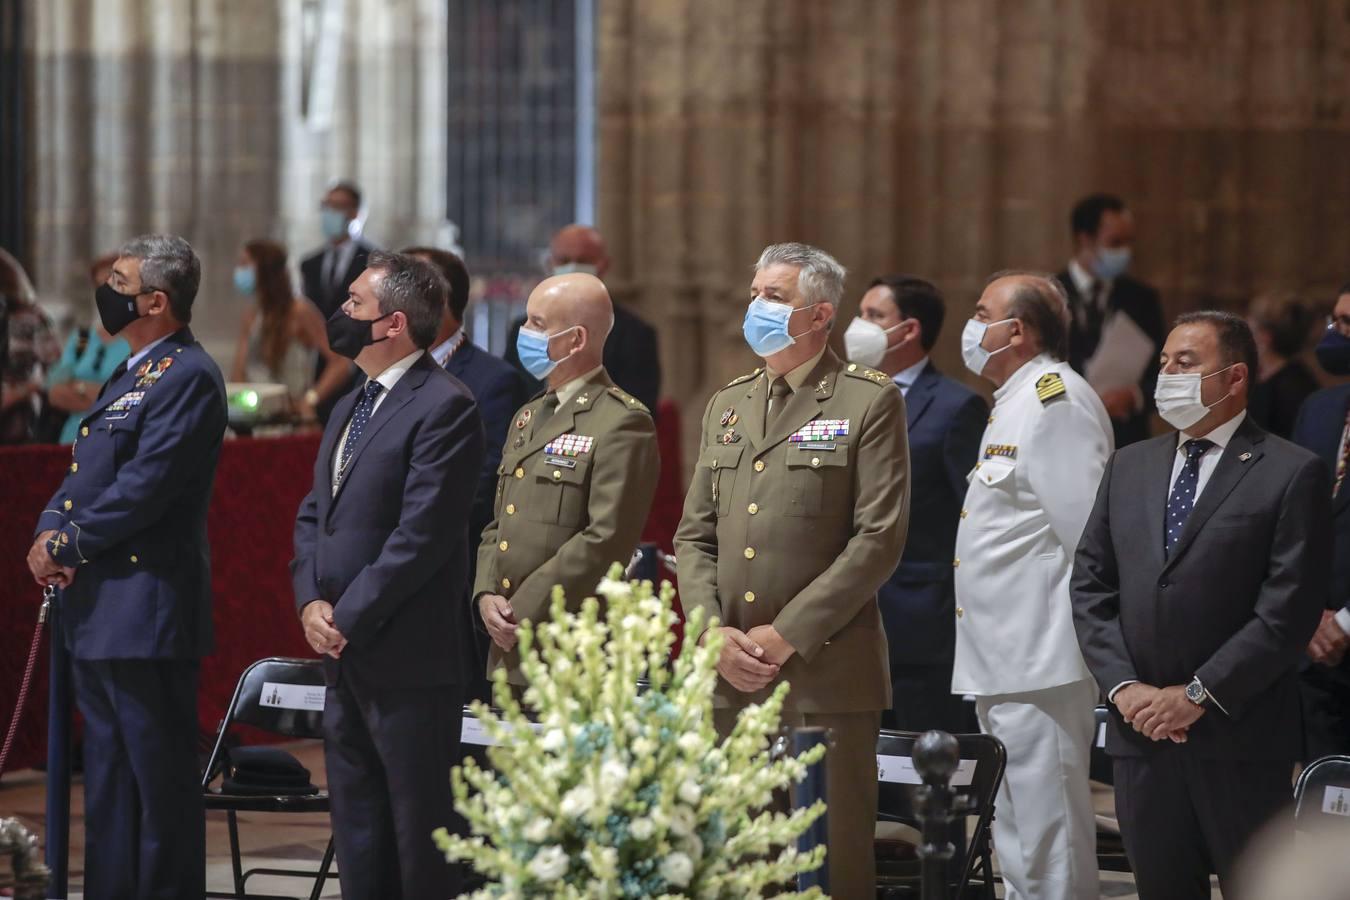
[724,368,761,389]
[606,385,649,414]
[1035,372,1067,405]
[843,363,891,386]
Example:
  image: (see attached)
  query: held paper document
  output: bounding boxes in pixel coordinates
[1085,311,1155,392]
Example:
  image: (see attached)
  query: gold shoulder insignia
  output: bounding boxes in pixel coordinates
[606,385,649,414]
[725,368,761,388]
[844,364,890,386]
[1035,372,1067,404]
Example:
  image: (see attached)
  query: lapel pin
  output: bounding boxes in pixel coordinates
[816,378,829,394]
[1239,452,1252,462]
[720,407,735,427]
[577,394,589,406]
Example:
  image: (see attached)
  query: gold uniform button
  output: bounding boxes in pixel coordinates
[956,607,964,618]
[960,509,968,519]
[499,541,509,552]
[811,457,821,468]
[744,547,756,560]
[754,460,766,472]
[744,591,756,603]
[505,504,516,515]
[974,461,982,470]
[848,364,858,372]
[501,577,511,590]
[747,502,759,515]
[80,426,89,437]
[514,467,525,479]
[711,459,719,470]
[552,470,562,481]
[129,555,138,563]
[63,500,72,510]
[953,558,961,568]
[987,416,994,424]
[70,463,78,473]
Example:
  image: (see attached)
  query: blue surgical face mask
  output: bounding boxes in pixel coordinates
[1316,323,1350,376]
[742,297,818,358]
[320,206,351,241]
[516,325,578,379]
[1095,245,1132,281]
[233,266,256,296]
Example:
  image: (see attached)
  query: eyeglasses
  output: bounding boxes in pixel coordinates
[1329,315,1350,337]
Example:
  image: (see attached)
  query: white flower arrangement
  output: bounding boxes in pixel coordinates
[433,564,828,898]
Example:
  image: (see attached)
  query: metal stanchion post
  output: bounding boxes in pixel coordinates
[45,590,70,900]
[914,730,960,900]
[792,726,830,895]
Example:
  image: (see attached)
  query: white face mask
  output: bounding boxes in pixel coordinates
[843,317,906,368]
[1154,365,1235,431]
[961,318,1015,377]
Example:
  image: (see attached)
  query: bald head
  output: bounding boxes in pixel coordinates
[549,224,609,277]
[524,273,614,385]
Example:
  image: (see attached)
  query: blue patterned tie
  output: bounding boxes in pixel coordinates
[338,380,384,477]
[1164,438,1214,558]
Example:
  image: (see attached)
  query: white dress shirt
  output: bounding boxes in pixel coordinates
[429,329,465,368]
[323,239,360,291]
[1068,258,1111,319]
[1168,410,1247,497]
[123,334,172,374]
[331,349,425,490]
[891,356,929,397]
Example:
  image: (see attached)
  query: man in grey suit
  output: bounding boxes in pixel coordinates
[1072,311,1332,899]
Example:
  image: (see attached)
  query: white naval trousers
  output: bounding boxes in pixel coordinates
[974,678,1099,900]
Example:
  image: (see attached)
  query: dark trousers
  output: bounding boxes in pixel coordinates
[323,674,463,900]
[1300,662,1350,762]
[883,662,972,734]
[1114,754,1293,900]
[72,658,204,900]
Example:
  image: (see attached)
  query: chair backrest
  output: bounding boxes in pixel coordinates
[202,657,326,788]
[875,729,1006,888]
[1089,705,1113,785]
[1294,755,1350,831]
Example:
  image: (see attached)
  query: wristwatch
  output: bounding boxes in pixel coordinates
[303,388,320,408]
[1185,676,1209,708]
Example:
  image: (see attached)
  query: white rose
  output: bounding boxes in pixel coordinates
[523,817,551,843]
[541,729,566,752]
[677,732,702,754]
[630,817,655,841]
[600,758,629,793]
[528,845,568,883]
[561,785,597,819]
[632,737,655,757]
[670,806,696,837]
[678,780,702,806]
[660,851,694,888]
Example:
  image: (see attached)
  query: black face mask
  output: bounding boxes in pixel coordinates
[1316,326,1350,377]
[326,308,392,359]
[95,283,149,335]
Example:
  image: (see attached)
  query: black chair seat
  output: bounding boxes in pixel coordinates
[204,789,330,814]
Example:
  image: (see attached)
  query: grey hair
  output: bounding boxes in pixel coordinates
[366,251,445,349]
[755,242,847,307]
[118,234,201,323]
[986,269,1070,360]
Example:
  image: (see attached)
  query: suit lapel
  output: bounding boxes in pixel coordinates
[331,357,429,503]
[761,352,840,451]
[739,373,767,449]
[522,370,612,455]
[904,365,939,430]
[84,329,192,421]
[1163,419,1265,571]
[1142,435,1175,571]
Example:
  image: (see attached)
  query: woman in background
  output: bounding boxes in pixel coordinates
[1248,290,1321,439]
[0,248,60,444]
[229,238,348,422]
[46,253,132,444]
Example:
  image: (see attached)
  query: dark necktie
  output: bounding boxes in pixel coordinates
[1165,438,1214,558]
[97,359,130,402]
[765,377,792,433]
[1336,401,1350,498]
[338,380,384,477]
[535,391,560,428]
[1082,280,1105,350]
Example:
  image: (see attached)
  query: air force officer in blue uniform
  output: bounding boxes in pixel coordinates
[27,234,227,899]
[292,252,485,898]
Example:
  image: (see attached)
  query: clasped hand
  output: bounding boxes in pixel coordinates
[301,600,347,658]
[479,594,519,651]
[711,624,795,693]
[1115,682,1202,743]
[27,531,75,588]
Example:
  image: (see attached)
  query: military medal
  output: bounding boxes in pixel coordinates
[516,409,532,429]
[721,430,741,445]
[720,407,735,427]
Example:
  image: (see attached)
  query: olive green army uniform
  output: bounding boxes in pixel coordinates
[474,367,660,685]
[675,346,910,899]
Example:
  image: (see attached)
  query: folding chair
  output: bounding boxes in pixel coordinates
[1294,755,1350,832]
[202,657,335,900]
[873,729,1006,899]
[1090,704,1130,873]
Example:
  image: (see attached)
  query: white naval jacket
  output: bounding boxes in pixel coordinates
[952,354,1114,696]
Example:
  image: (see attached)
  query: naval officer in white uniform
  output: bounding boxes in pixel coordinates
[953,271,1113,900]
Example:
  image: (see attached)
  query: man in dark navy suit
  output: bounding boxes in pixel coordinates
[845,275,987,733]
[1073,312,1331,898]
[504,224,662,414]
[404,245,527,694]
[291,251,484,898]
[27,234,227,899]
[1294,287,1350,759]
